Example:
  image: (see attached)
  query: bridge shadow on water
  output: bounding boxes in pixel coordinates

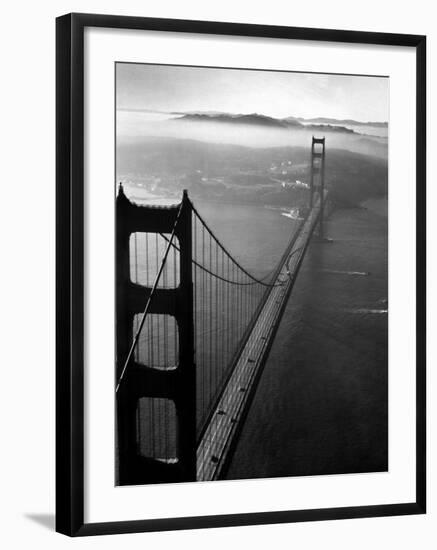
[226,203,388,480]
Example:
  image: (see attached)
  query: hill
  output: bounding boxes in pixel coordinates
[117,137,388,207]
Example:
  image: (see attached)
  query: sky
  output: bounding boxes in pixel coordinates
[116,62,389,123]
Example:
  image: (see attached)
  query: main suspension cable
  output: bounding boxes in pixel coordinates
[189,200,285,287]
[159,232,284,287]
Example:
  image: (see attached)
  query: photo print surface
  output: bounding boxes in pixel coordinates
[115,62,388,486]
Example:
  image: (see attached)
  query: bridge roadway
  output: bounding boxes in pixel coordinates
[196,194,323,481]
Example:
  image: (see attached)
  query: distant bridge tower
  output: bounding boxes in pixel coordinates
[116,185,196,485]
[309,136,326,239]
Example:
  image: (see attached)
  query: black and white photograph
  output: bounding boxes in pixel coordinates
[115,62,389,486]
[0,1,430,545]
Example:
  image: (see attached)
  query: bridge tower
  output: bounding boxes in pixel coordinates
[116,185,196,485]
[309,136,326,239]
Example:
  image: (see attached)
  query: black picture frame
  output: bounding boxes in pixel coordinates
[56,12,426,537]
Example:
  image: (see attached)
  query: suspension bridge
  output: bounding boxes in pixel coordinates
[116,137,327,485]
